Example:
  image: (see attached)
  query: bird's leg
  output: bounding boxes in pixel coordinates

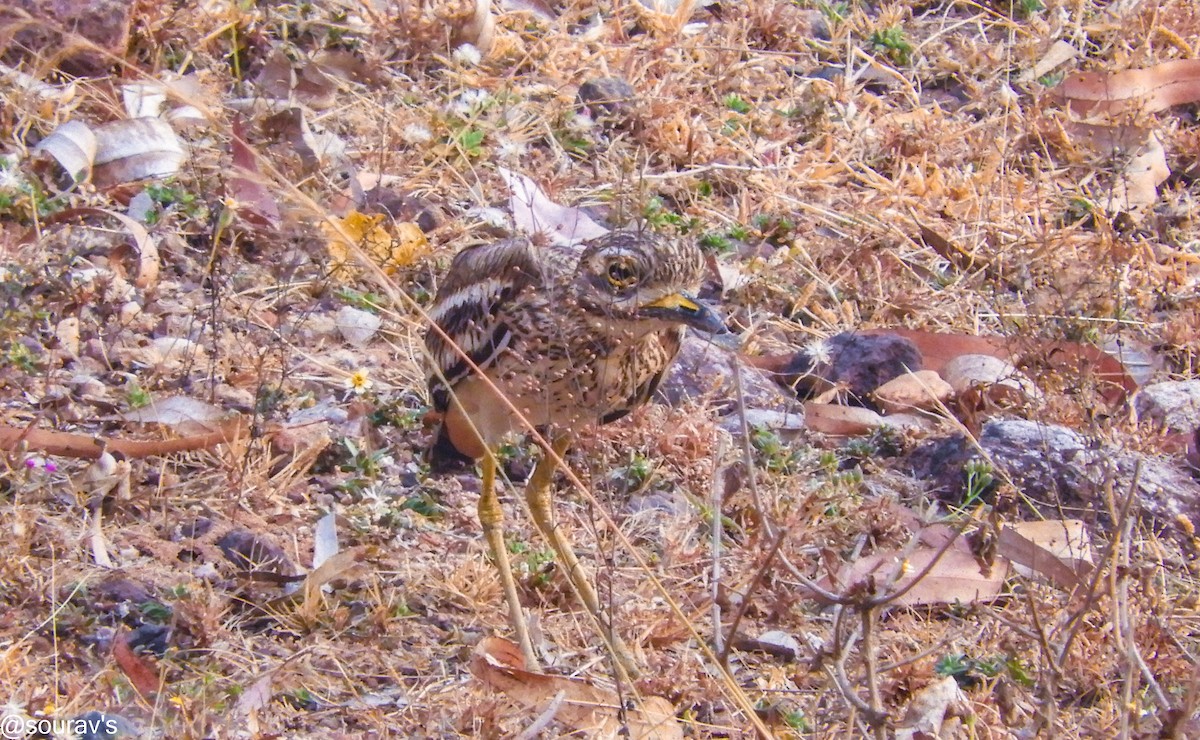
[525,434,641,680]
[478,451,540,670]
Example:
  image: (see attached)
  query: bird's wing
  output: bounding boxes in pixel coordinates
[425,238,546,411]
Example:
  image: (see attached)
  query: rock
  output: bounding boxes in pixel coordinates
[1134,380,1200,433]
[216,529,293,574]
[657,335,804,434]
[1,0,133,76]
[907,418,1200,531]
[335,305,382,347]
[576,76,639,130]
[782,332,923,404]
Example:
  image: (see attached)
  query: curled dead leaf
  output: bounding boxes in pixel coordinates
[470,637,682,739]
[1061,59,1200,116]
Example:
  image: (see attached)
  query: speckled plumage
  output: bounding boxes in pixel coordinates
[422,228,722,675]
[425,230,714,463]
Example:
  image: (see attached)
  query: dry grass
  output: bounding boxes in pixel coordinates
[2,0,1200,736]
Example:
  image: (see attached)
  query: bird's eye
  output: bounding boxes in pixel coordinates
[606,260,639,289]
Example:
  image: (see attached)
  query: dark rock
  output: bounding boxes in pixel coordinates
[907,419,1200,530]
[125,623,171,657]
[658,335,804,432]
[172,516,214,540]
[93,577,151,606]
[790,332,923,403]
[576,76,639,130]
[216,529,293,573]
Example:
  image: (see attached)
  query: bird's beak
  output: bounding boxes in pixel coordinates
[641,292,728,334]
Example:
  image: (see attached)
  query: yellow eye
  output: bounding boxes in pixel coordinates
[607,260,639,289]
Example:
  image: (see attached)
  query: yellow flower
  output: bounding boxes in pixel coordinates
[346,368,373,394]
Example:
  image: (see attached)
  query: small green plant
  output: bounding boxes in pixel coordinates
[452,127,486,158]
[619,452,654,489]
[336,287,387,313]
[140,600,172,622]
[125,380,152,409]
[870,26,913,65]
[641,197,697,232]
[751,425,800,474]
[698,232,733,253]
[936,652,1018,688]
[817,1,849,22]
[7,341,39,373]
[723,93,752,114]
[396,491,443,519]
[144,182,205,221]
[339,438,385,479]
[960,457,995,509]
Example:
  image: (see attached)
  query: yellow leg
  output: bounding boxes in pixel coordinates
[478,452,540,670]
[525,435,641,680]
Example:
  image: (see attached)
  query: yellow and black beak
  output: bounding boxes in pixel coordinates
[640,292,728,334]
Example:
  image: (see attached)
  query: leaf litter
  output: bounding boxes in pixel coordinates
[0,0,1199,738]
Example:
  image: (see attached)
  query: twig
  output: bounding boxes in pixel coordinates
[710,435,728,658]
[718,528,787,665]
[1056,460,1141,666]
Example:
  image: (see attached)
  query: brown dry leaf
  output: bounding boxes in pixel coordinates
[873,370,954,414]
[895,676,971,740]
[300,547,364,621]
[1066,122,1169,210]
[92,118,187,187]
[322,211,430,279]
[1019,40,1078,84]
[470,637,683,739]
[33,206,160,288]
[1000,520,1093,590]
[942,354,1040,403]
[499,167,609,246]
[229,116,283,231]
[1061,59,1200,116]
[113,630,161,697]
[803,402,884,436]
[234,671,274,736]
[823,547,1009,607]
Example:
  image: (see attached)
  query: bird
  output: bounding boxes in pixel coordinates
[424,229,726,677]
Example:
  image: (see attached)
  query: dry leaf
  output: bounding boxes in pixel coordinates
[1000,519,1093,590]
[322,211,430,278]
[895,676,971,740]
[312,510,339,571]
[470,637,683,739]
[1019,40,1077,84]
[499,168,609,246]
[93,118,187,187]
[122,396,232,435]
[1066,122,1169,210]
[34,120,97,184]
[942,354,1040,404]
[822,547,1009,607]
[113,630,161,697]
[452,0,495,54]
[1061,59,1200,116]
[229,116,283,231]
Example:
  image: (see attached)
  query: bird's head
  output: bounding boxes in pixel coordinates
[572,231,727,335]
